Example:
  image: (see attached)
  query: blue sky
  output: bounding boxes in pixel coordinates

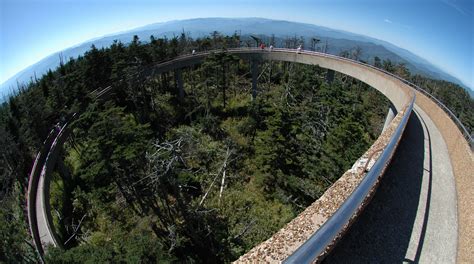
[1,0,473,89]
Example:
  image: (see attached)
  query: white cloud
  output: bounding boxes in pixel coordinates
[384,18,412,30]
[441,0,471,16]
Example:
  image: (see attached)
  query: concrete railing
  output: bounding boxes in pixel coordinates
[405,81,472,149]
[412,90,473,262]
[26,130,57,262]
[27,49,418,262]
[26,121,74,263]
[39,121,72,248]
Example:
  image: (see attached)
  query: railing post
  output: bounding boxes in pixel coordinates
[382,104,397,132]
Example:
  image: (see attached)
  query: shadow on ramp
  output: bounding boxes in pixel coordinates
[324,111,429,263]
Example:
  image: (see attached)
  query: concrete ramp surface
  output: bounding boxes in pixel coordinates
[326,106,458,263]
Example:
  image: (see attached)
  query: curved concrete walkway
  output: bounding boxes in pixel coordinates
[28,121,73,260]
[28,49,414,259]
[325,106,458,263]
[28,49,471,262]
[36,166,57,249]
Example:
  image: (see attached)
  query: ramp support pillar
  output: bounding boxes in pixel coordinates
[175,69,184,101]
[326,69,335,84]
[382,104,397,132]
[251,60,259,99]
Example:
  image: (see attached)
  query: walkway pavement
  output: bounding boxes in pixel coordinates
[36,167,56,249]
[325,106,457,263]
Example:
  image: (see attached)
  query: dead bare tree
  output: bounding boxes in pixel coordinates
[218,147,232,205]
[311,37,321,51]
[352,46,363,61]
[281,63,296,106]
[63,214,87,246]
[199,172,219,207]
[141,137,187,187]
[234,219,256,239]
[199,146,234,207]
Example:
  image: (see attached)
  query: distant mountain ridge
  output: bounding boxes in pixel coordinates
[1,17,472,99]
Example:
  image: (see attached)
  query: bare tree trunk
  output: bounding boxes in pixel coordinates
[199,173,219,207]
[234,219,256,239]
[218,147,231,205]
[199,146,232,207]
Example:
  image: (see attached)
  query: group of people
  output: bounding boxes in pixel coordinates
[191,44,303,55]
[260,43,302,53]
[259,43,274,51]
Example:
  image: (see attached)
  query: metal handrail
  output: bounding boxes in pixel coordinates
[408,83,473,148]
[284,94,415,263]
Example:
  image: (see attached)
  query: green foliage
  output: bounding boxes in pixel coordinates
[218,184,295,256]
[72,101,151,189]
[0,187,38,263]
[319,117,370,180]
[45,227,175,264]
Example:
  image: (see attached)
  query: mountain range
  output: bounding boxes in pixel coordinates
[1,17,472,99]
